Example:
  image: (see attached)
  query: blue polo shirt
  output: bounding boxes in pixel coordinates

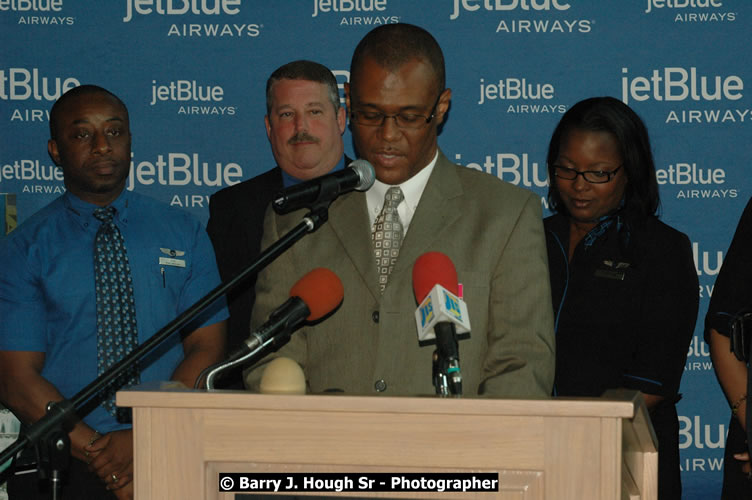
[0,189,227,433]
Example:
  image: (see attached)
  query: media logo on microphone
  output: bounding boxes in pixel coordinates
[415,284,471,343]
[442,290,464,323]
[419,297,435,329]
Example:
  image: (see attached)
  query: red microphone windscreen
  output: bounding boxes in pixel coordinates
[412,252,459,302]
[289,268,344,321]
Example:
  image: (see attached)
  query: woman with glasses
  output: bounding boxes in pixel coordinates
[543,96,698,500]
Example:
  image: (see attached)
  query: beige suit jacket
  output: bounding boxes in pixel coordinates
[245,150,555,398]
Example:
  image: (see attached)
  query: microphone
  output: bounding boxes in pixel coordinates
[412,252,470,396]
[412,252,471,344]
[259,357,306,395]
[273,159,376,214]
[228,268,344,361]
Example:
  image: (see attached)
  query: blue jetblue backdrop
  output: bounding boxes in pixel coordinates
[1,2,750,497]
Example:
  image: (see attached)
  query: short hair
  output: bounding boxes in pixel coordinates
[265,60,340,115]
[349,23,445,96]
[546,96,660,218]
[49,85,128,139]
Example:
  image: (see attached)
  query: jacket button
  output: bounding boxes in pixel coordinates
[372,311,379,323]
[374,379,387,392]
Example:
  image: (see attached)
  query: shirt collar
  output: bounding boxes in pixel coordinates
[366,149,438,230]
[281,156,346,188]
[64,188,131,229]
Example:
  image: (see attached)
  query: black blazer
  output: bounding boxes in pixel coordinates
[206,157,351,386]
[207,166,284,381]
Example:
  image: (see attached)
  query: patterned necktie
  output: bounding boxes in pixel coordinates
[93,206,140,418]
[372,186,404,292]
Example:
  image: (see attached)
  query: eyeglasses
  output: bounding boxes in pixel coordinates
[350,93,442,129]
[552,164,623,184]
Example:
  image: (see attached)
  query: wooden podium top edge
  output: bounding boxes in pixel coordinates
[117,382,639,419]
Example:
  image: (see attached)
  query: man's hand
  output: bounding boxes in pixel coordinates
[733,451,752,477]
[85,429,133,491]
[113,480,134,500]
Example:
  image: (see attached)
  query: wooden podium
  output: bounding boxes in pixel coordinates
[118,385,656,499]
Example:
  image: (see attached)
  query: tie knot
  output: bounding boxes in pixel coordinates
[93,206,116,223]
[384,186,404,207]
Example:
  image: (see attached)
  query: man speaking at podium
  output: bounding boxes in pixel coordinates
[245,24,554,398]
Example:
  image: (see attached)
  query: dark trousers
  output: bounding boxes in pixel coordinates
[651,402,682,500]
[722,416,752,500]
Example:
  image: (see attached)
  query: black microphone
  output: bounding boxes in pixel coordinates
[272,159,375,214]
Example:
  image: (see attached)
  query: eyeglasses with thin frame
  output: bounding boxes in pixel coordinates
[350,93,442,129]
[552,164,623,184]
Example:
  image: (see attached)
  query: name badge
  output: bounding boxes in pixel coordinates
[595,259,630,281]
[159,257,185,268]
[594,268,625,281]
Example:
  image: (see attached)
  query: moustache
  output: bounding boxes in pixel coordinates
[288,133,320,145]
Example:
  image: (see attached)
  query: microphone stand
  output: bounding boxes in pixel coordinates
[432,351,462,397]
[0,204,332,494]
[204,333,282,390]
[432,351,449,396]
[432,327,462,397]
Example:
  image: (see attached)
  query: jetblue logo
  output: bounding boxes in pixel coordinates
[126,151,243,191]
[0,0,62,11]
[150,80,224,105]
[312,0,387,17]
[451,0,570,20]
[457,152,549,188]
[657,161,738,201]
[693,242,723,277]
[0,160,62,183]
[478,77,555,104]
[678,415,725,450]
[645,0,722,14]
[656,163,725,185]
[0,68,79,102]
[123,0,241,22]
[621,67,744,105]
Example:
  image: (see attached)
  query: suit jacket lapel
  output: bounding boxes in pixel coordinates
[325,151,463,299]
[393,150,464,275]
[328,191,382,300]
